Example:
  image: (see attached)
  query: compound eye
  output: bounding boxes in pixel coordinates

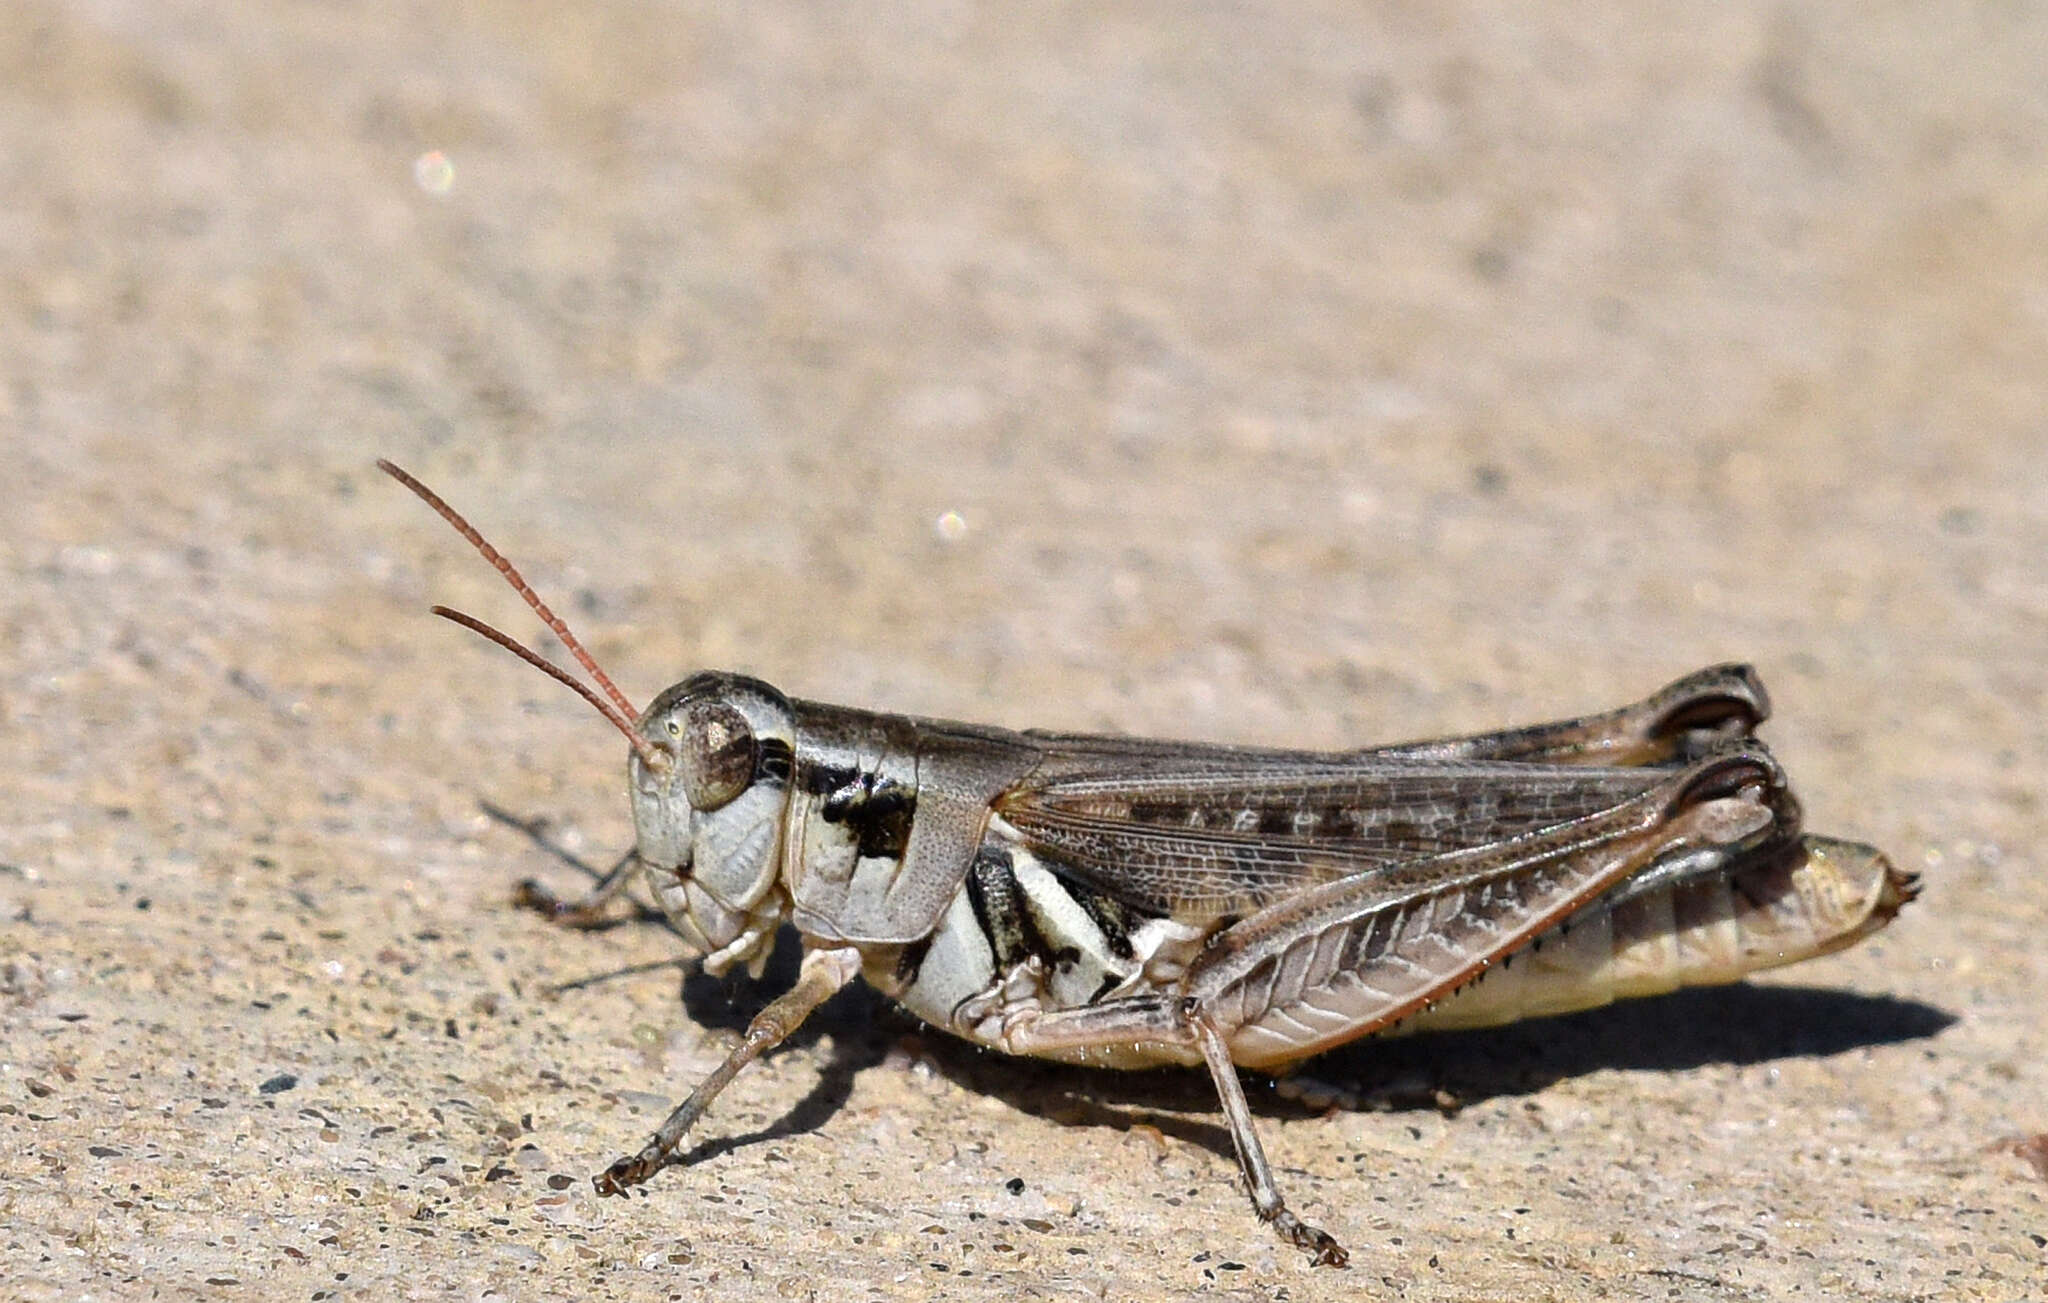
[682,702,756,810]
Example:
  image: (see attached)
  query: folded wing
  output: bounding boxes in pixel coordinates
[995,758,1677,922]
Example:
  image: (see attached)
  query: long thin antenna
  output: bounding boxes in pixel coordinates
[431,606,666,771]
[377,459,640,721]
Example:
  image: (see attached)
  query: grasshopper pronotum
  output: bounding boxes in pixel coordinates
[382,461,1916,1266]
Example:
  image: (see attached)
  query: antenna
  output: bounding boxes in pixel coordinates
[429,606,665,770]
[379,460,666,770]
[377,459,640,720]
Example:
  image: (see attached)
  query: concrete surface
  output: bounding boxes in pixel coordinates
[3,3,2044,1299]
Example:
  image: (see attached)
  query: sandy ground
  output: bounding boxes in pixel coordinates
[4,3,2045,1300]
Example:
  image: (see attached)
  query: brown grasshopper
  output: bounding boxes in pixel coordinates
[380,460,1917,1266]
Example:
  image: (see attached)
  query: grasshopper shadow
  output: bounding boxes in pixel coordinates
[1302,981,1958,1100]
[628,928,1956,1172]
[481,807,1953,1168]
[898,981,1956,1166]
[672,933,1954,1172]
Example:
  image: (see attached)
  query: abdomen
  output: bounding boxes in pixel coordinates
[1392,836,1917,1035]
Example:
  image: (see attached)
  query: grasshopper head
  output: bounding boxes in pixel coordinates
[631,672,797,974]
[377,461,798,979]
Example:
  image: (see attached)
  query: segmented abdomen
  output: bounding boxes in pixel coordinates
[1381,835,1912,1035]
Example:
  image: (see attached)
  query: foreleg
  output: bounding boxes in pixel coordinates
[593,943,862,1194]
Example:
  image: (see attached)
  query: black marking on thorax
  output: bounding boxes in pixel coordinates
[892,933,934,987]
[1066,875,1135,960]
[966,845,1062,971]
[800,759,856,796]
[806,760,918,860]
[755,736,795,786]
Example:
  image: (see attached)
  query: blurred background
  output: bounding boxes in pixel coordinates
[3,4,2042,1299]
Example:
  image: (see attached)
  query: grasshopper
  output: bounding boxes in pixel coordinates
[380,461,1917,1266]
